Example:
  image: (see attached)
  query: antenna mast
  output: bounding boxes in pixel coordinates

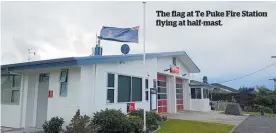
[28,48,36,61]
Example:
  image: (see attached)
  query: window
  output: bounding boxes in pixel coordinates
[145,79,148,89]
[118,75,142,102]
[203,89,209,99]
[158,87,166,93]
[108,73,115,87]
[107,73,115,103]
[173,57,176,66]
[191,88,202,99]
[1,75,21,104]
[145,79,148,101]
[157,81,166,87]
[145,91,149,101]
[59,69,68,97]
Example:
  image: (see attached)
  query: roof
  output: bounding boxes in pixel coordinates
[1,51,200,73]
[189,80,216,89]
[211,83,238,92]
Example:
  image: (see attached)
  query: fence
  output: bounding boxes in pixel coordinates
[210,101,233,111]
[211,92,256,108]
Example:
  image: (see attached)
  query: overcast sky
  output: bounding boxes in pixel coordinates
[1,1,276,89]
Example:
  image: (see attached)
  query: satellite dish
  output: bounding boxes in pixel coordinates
[121,44,130,55]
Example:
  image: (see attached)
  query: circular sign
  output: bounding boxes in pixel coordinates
[121,44,130,55]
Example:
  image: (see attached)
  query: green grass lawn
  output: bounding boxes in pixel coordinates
[155,119,235,133]
[243,111,276,116]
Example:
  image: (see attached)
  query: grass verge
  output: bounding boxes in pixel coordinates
[155,119,235,133]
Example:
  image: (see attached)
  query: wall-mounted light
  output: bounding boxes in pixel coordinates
[164,68,170,72]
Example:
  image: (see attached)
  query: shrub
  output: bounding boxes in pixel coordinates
[271,105,276,114]
[63,110,100,133]
[128,109,144,118]
[124,116,143,133]
[128,109,161,132]
[254,96,272,107]
[258,106,273,114]
[161,116,168,121]
[42,116,64,133]
[92,109,127,133]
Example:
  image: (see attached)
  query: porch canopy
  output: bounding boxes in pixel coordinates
[189,80,216,100]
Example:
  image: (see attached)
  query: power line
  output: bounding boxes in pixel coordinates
[217,62,276,84]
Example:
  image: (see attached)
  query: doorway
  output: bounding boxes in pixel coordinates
[176,78,184,112]
[157,74,167,113]
[36,73,49,128]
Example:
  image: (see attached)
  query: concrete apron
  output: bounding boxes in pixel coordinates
[1,127,43,133]
[166,110,248,126]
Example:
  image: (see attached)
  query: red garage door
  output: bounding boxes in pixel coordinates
[157,74,167,113]
[176,78,184,112]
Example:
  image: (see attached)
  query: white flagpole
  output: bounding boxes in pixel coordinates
[142,1,147,132]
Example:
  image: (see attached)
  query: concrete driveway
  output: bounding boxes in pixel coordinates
[167,111,248,125]
[232,115,276,133]
[1,126,43,133]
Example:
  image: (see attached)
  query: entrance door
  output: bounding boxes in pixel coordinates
[36,74,49,128]
[176,78,184,112]
[157,74,167,113]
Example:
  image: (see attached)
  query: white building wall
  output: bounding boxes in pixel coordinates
[19,67,81,128]
[183,79,191,110]
[1,105,21,128]
[1,55,204,128]
[83,58,158,114]
[24,73,37,127]
[79,64,95,115]
[156,57,192,112]
[190,88,211,112]
[46,67,81,126]
[156,57,191,79]
[190,99,211,112]
[1,73,27,128]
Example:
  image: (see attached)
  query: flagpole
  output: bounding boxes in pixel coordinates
[142,1,147,133]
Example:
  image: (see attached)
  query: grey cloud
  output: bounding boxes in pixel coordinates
[1,1,275,89]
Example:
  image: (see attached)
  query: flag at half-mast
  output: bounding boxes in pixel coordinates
[98,26,139,43]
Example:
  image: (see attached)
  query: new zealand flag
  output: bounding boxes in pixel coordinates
[99,26,139,43]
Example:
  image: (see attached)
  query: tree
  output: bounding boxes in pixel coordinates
[238,87,249,92]
[256,86,270,96]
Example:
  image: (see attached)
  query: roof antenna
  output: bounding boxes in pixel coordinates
[28,48,36,61]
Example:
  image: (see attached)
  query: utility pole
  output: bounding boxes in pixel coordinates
[270,78,276,91]
[271,56,275,90]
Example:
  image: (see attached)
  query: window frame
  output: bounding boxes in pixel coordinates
[173,57,177,66]
[117,74,143,103]
[191,88,202,99]
[145,78,149,101]
[203,88,209,99]
[1,75,21,105]
[59,69,68,97]
[107,73,115,103]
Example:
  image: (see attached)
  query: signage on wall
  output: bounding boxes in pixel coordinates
[150,88,157,94]
[48,90,53,98]
[127,102,135,113]
[170,66,179,74]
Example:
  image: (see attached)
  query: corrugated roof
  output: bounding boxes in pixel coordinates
[211,83,238,92]
[1,51,200,73]
[189,80,216,89]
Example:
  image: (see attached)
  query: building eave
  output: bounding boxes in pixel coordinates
[1,51,201,73]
